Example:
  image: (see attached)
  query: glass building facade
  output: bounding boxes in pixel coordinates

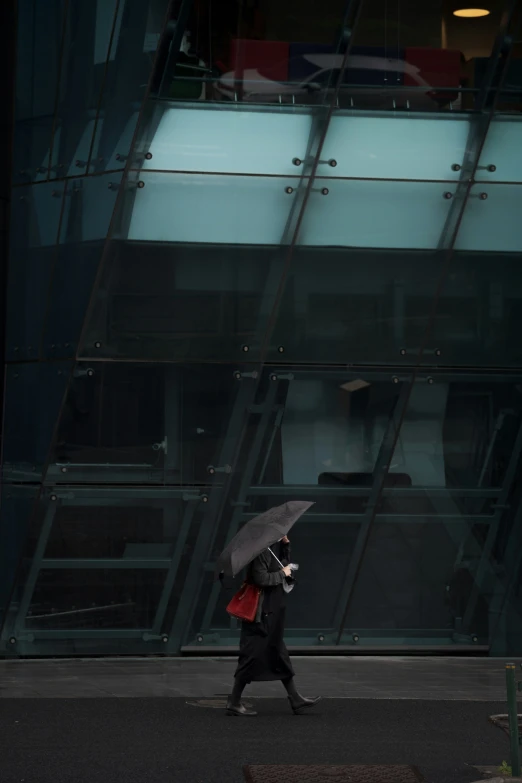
[2,0,522,657]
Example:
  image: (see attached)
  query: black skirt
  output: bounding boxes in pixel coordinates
[234,583,295,684]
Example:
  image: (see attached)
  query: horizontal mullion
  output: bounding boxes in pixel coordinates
[49,488,205,501]
[181,644,489,653]
[18,630,151,640]
[40,558,172,569]
[246,486,500,497]
[264,369,522,383]
[240,513,495,524]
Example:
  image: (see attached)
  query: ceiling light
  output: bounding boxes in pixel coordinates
[452,7,490,17]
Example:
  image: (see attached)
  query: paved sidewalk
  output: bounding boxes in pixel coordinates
[0,655,519,700]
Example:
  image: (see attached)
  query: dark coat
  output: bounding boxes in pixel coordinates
[234,540,295,684]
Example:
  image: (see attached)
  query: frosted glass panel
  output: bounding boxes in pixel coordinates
[456,185,522,252]
[299,180,454,249]
[143,106,313,175]
[322,115,470,181]
[128,173,299,244]
[144,109,471,182]
[476,118,522,183]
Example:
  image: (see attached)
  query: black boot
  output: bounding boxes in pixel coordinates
[283,676,322,715]
[226,678,257,716]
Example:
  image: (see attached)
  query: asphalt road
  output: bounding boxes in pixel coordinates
[0,697,511,783]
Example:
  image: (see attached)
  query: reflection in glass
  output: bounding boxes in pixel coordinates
[26,569,167,629]
[148,0,509,113]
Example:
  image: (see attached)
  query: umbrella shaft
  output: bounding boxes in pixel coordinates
[268,548,284,569]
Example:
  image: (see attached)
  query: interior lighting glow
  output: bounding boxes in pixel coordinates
[453,7,490,17]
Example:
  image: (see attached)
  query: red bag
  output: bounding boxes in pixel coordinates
[226,582,261,622]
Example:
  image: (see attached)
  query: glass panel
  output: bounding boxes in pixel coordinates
[298,179,455,248]
[269,247,429,365]
[186,371,407,646]
[47,362,245,486]
[78,242,284,362]
[126,171,299,244]
[430,252,522,368]
[6,182,66,361]
[48,0,119,181]
[183,369,522,651]
[2,362,72,483]
[87,0,172,175]
[477,117,522,183]
[496,64,522,115]
[455,184,522,252]
[41,241,103,360]
[473,54,522,115]
[41,173,124,359]
[153,0,507,112]
[7,174,122,362]
[323,114,469,180]
[143,105,314,175]
[0,489,207,654]
[145,106,470,180]
[269,248,522,368]
[13,0,64,185]
[343,519,469,640]
[0,487,39,629]
[4,366,522,654]
[44,501,184,559]
[26,569,167,629]
[340,376,522,650]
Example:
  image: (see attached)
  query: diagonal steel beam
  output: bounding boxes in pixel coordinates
[198,381,280,635]
[488,485,522,653]
[3,497,59,641]
[437,0,522,254]
[334,381,411,643]
[76,0,176,359]
[461,417,522,633]
[166,375,259,652]
[258,0,366,360]
[152,498,198,634]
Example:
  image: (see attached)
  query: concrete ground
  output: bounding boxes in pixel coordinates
[0,656,520,783]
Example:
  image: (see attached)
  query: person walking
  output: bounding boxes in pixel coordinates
[226,535,321,717]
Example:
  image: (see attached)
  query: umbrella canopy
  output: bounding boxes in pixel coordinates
[215,500,315,578]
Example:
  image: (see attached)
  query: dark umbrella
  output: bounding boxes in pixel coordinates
[215,500,314,578]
